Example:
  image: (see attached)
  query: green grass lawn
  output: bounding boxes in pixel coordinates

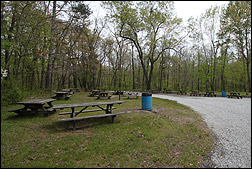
[1,92,215,168]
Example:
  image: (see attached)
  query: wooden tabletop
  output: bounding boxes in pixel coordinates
[16,99,56,105]
[52,101,125,109]
[230,92,240,94]
[62,89,71,92]
[55,92,68,94]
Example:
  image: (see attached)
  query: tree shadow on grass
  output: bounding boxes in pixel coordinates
[41,117,116,133]
[4,113,43,120]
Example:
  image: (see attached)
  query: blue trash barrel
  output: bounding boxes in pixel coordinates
[222,91,226,97]
[142,93,152,110]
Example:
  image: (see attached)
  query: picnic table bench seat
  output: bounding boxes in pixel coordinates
[58,111,128,123]
[8,108,25,114]
[96,95,112,100]
[9,107,56,115]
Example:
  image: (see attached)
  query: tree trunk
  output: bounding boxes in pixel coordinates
[242,55,248,94]
[245,29,251,93]
[45,1,56,90]
[246,59,250,93]
[220,46,227,91]
[4,4,18,80]
[159,53,164,91]
[191,61,194,91]
[166,65,170,90]
[98,62,102,89]
[147,62,154,90]
[131,44,135,89]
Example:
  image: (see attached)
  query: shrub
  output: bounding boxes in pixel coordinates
[1,80,25,105]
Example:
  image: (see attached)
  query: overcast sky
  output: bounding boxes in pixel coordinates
[85,1,229,38]
[86,1,229,21]
[174,1,229,20]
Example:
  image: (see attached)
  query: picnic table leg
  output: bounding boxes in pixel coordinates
[69,107,76,130]
[22,105,29,114]
[106,104,110,114]
[106,104,113,114]
[73,120,76,131]
[47,102,53,108]
[70,107,75,118]
[37,105,48,116]
[111,115,116,123]
[27,105,40,114]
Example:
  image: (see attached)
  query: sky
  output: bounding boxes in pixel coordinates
[174,1,229,21]
[86,1,229,21]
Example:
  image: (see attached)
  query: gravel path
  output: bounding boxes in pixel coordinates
[152,94,251,168]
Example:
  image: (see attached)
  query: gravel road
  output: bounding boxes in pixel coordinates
[152,94,251,168]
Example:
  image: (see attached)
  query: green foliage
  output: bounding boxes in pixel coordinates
[102,1,183,90]
[1,80,25,105]
[1,1,250,96]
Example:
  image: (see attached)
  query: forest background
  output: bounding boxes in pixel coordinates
[1,1,251,105]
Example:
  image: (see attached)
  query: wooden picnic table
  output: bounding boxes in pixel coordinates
[51,91,71,100]
[9,99,56,116]
[62,88,74,95]
[100,92,108,97]
[96,92,111,100]
[89,90,100,97]
[177,90,187,95]
[189,91,201,96]
[126,92,139,99]
[112,90,124,95]
[52,101,126,129]
[228,92,242,99]
[204,91,216,97]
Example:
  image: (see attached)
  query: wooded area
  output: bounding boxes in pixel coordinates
[1,1,251,104]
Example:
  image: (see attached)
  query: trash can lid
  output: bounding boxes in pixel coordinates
[142,92,152,96]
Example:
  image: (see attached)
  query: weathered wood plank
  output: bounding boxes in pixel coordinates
[53,101,125,109]
[16,99,56,105]
[8,108,24,113]
[58,111,129,122]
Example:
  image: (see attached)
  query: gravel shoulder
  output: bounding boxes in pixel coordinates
[152,94,251,168]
